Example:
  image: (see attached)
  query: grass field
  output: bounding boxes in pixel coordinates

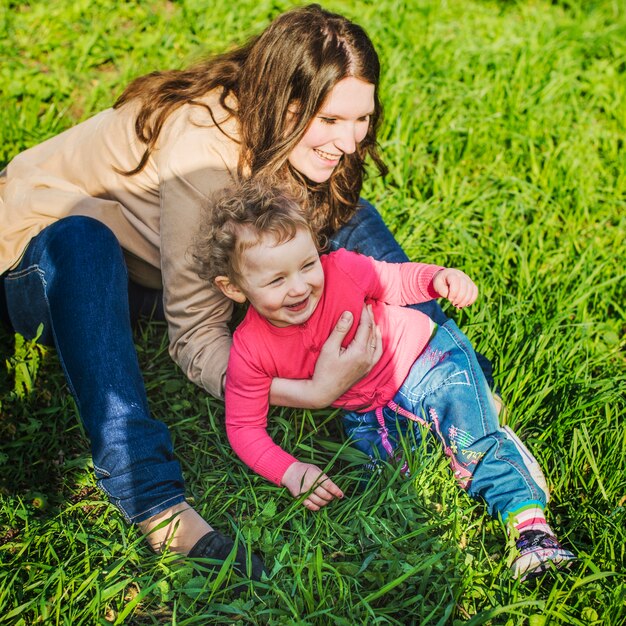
[1,0,625,623]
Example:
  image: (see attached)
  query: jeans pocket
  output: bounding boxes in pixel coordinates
[4,265,54,344]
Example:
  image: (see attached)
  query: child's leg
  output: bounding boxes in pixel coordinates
[391,319,546,517]
[342,409,407,472]
[391,319,574,577]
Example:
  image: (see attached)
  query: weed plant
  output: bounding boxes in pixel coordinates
[1,0,625,624]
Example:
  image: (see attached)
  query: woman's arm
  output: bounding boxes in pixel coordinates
[268,304,382,408]
[160,167,235,398]
[157,100,240,398]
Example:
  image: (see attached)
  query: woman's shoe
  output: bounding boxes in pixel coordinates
[188,530,267,581]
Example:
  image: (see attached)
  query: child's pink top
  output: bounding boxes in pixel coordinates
[225,249,443,485]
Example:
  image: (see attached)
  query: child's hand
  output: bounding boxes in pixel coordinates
[281,462,344,511]
[433,268,478,309]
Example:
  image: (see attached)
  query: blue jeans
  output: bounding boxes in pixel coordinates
[330,199,494,387]
[0,200,492,522]
[342,319,547,521]
[1,216,185,523]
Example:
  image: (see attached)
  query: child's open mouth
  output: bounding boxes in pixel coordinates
[286,297,309,312]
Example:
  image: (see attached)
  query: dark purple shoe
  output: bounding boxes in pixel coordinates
[188,530,267,582]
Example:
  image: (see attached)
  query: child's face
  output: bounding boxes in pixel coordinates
[234,227,325,327]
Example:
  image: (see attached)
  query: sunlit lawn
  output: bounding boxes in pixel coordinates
[1,1,625,623]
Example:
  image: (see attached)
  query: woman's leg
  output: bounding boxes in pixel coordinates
[2,216,264,577]
[331,199,495,387]
[4,216,187,522]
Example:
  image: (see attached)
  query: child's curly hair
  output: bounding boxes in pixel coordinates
[192,178,322,289]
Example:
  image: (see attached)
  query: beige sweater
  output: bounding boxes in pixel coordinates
[0,92,240,398]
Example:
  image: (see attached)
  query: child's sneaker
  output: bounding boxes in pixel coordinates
[511,529,576,581]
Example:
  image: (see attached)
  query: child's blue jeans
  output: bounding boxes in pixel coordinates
[342,319,547,521]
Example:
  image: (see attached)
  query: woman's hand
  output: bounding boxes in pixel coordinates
[433,269,478,309]
[309,303,382,405]
[281,462,344,511]
[269,303,382,409]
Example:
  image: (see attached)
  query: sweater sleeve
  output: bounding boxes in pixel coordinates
[225,332,299,486]
[156,101,240,399]
[334,249,444,305]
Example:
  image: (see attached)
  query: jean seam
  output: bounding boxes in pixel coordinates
[130,494,187,524]
[439,321,491,434]
[33,268,82,408]
[489,434,543,505]
[93,463,111,478]
[397,369,471,406]
[5,264,45,282]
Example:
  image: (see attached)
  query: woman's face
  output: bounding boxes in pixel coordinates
[288,77,375,183]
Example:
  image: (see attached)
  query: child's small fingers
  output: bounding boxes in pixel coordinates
[313,484,340,502]
[471,283,479,302]
[462,285,478,307]
[446,281,458,301]
[303,498,321,511]
[454,290,468,308]
[316,474,343,496]
[454,281,476,308]
[307,492,331,509]
[324,480,344,498]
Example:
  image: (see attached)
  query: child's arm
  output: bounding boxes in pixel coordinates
[227,416,343,509]
[225,413,298,486]
[337,249,478,309]
[432,268,478,309]
[226,341,344,508]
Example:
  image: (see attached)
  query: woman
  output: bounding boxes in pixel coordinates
[0,4,492,579]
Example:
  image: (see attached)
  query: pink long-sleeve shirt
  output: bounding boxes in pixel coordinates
[225,249,443,485]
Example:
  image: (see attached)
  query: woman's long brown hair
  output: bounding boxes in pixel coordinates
[114,4,387,236]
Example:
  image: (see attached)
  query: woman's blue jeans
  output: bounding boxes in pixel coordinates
[1,216,185,523]
[342,320,547,521]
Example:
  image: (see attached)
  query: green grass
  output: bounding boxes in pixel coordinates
[1,0,625,623]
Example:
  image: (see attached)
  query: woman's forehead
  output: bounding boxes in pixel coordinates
[318,77,375,117]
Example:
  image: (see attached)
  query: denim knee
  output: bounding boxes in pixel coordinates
[34,216,126,281]
[4,216,128,342]
[330,199,410,263]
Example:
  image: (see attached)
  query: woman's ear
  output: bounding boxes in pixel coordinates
[214,276,247,304]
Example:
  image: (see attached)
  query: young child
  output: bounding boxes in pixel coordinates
[193,180,575,581]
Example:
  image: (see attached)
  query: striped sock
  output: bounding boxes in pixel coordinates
[507,503,552,536]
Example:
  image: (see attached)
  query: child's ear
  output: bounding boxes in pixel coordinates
[214,276,247,304]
